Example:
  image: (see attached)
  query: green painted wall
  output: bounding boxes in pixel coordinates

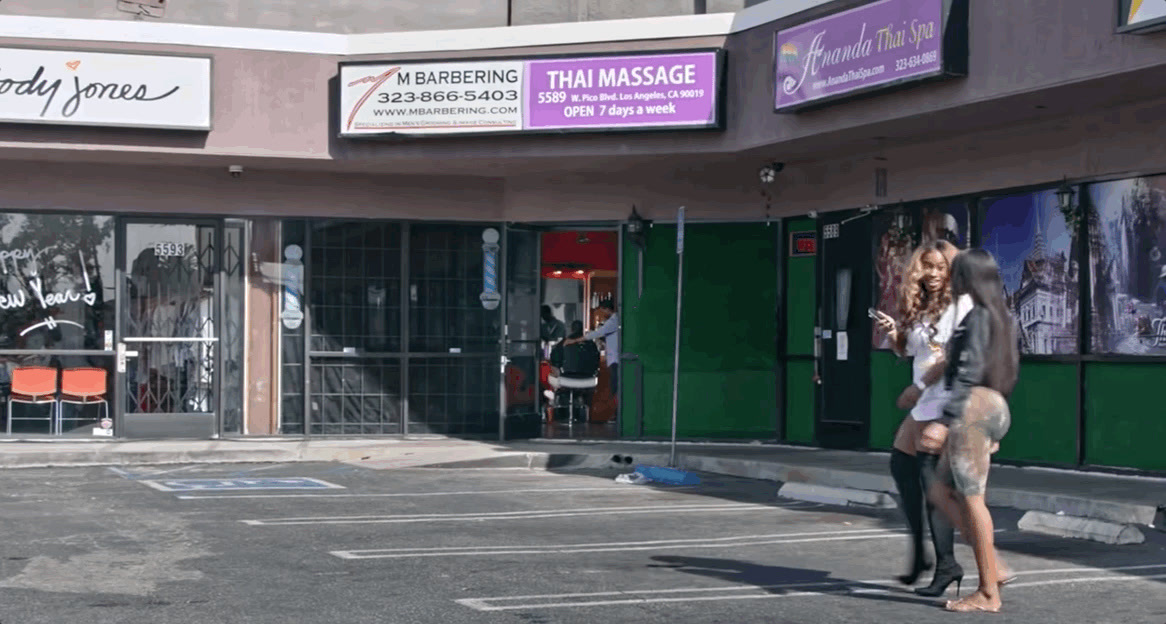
[1084,363,1166,471]
[785,360,816,443]
[786,219,817,357]
[783,218,817,443]
[869,350,913,449]
[620,223,777,439]
[868,358,1077,463]
[994,362,1078,465]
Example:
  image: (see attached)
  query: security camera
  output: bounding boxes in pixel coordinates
[228,165,244,178]
[759,162,786,184]
[808,210,819,219]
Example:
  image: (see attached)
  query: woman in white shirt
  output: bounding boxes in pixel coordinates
[875,240,971,596]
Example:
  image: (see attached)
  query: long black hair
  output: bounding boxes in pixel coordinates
[950,248,1019,398]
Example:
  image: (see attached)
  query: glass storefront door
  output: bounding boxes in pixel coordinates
[117,220,222,438]
[501,225,543,439]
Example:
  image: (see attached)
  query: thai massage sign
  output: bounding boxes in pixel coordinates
[338,50,724,137]
[0,47,211,130]
[774,0,967,112]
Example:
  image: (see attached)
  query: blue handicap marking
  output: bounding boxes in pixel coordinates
[142,477,345,492]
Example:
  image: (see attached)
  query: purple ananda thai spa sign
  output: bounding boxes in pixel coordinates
[775,0,946,111]
[525,52,721,131]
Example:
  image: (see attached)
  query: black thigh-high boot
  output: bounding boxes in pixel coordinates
[890,449,930,584]
[916,451,965,597]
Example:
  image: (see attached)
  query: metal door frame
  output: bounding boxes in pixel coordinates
[115,216,225,438]
[498,222,624,441]
[499,223,546,441]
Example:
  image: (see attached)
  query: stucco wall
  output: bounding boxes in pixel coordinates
[725,0,1166,153]
[0,0,508,33]
[5,93,1166,226]
[502,93,1166,222]
[0,0,745,31]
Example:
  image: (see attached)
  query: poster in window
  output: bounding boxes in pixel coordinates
[920,200,969,249]
[1087,176,1166,354]
[871,208,916,349]
[980,189,1079,355]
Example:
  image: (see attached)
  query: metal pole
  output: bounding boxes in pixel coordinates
[637,247,644,299]
[670,207,685,468]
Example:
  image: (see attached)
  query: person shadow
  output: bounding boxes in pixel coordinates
[648,555,947,609]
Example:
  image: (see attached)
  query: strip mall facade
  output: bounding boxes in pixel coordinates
[0,0,1163,473]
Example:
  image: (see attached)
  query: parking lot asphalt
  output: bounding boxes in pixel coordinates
[0,462,1163,624]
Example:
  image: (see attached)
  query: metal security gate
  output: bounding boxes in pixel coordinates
[116,219,222,438]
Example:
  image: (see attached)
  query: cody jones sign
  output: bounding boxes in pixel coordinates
[338,50,722,137]
[0,47,211,130]
[775,0,965,112]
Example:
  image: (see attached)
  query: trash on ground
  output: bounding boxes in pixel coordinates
[615,472,651,485]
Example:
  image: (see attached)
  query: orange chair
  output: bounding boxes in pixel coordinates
[58,368,109,435]
[7,366,58,435]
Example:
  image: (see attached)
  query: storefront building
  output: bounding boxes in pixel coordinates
[0,0,1163,473]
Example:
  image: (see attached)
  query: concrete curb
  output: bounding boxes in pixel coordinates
[414,451,672,471]
[667,455,1160,529]
[778,482,897,508]
[0,448,297,469]
[1018,510,1146,545]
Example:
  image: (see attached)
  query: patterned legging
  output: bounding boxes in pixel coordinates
[945,387,1011,497]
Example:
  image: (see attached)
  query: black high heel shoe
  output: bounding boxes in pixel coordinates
[897,558,933,585]
[914,564,964,597]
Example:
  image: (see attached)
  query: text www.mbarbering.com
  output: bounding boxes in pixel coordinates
[373,106,518,117]
[812,65,886,90]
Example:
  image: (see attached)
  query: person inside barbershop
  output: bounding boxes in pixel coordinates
[540,305,566,355]
[565,299,619,397]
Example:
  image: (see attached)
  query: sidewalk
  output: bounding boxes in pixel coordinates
[1,436,1162,529]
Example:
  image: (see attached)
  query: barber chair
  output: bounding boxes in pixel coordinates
[547,341,601,426]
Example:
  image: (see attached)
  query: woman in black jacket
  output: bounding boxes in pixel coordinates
[922,248,1019,614]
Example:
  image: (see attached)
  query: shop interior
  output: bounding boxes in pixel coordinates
[537,230,619,439]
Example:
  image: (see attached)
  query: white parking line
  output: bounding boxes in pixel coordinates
[241,502,781,526]
[456,564,1166,611]
[176,485,698,500]
[141,477,345,492]
[331,528,908,559]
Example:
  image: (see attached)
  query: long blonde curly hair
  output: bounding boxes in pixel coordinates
[898,240,957,337]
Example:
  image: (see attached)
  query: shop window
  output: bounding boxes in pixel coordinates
[0,213,115,435]
[872,208,915,349]
[408,225,499,353]
[1087,175,1166,354]
[921,201,969,249]
[980,189,1079,355]
[309,221,402,354]
[872,200,969,350]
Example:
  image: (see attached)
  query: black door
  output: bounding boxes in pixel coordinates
[816,211,873,449]
[500,224,545,440]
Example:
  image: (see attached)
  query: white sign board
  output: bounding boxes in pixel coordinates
[0,47,212,130]
[339,61,524,136]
